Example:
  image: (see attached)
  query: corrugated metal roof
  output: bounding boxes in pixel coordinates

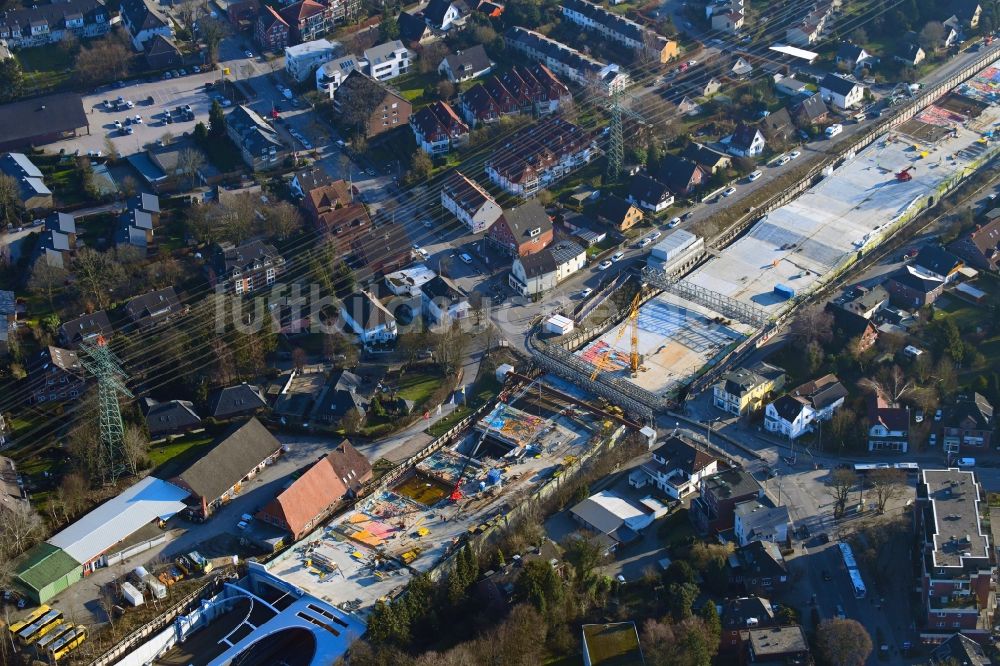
[651,229,697,260]
[47,476,189,564]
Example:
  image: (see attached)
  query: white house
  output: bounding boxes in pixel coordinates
[340,291,397,344]
[627,174,674,213]
[384,264,436,297]
[764,374,848,440]
[628,435,718,500]
[0,0,110,49]
[316,55,362,96]
[819,73,865,109]
[421,275,470,325]
[438,45,493,83]
[423,0,465,31]
[509,239,586,297]
[867,393,909,453]
[726,124,766,158]
[285,39,341,82]
[364,40,411,81]
[441,171,502,234]
[120,0,173,50]
[733,500,790,547]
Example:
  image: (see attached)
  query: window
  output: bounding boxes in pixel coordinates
[235,280,244,294]
[391,102,398,109]
[70,390,78,398]
[953,622,961,628]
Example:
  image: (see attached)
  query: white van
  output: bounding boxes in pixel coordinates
[825,123,843,138]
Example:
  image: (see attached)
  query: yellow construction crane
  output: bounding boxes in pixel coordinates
[589,291,642,380]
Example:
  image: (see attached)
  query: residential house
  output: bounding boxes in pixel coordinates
[124,287,181,331]
[59,311,112,348]
[503,26,629,94]
[914,245,964,282]
[315,54,362,96]
[711,9,744,32]
[820,73,865,109]
[731,540,789,597]
[398,11,434,45]
[305,185,371,253]
[256,6,290,51]
[459,64,569,126]
[597,195,643,231]
[915,468,993,641]
[784,4,831,46]
[867,392,909,453]
[364,40,411,80]
[208,383,268,420]
[727,123,766,158]
[209,239,284,295]
[120,0,173,50]
[115,203,156,251]
[384,264,437,297]
[256,441,371,540]
[764,374,848,440]
[440,170,502,233]
[940,393,994,456]
[422,275,470,324]
[227,0,260,31]
[830,308,878,350]
[171,418,282,521]
[628,435,718,499]
[509,238,586,297]
[423,0,466,31]
[793,93,830,126]
[627,173,674,212]
[285,39,340,81]
[280,0,333,44]
[340,291,397,343]
[329,0,361,24]
[309,370,371,425]
[746,626,811,664]
[835,42,873,69]
[560,0,679,63]
[683,142,732,174]
[487,200,553,256]
[896,41,926,66]
[760,108,794,144]
[28,346,85,403]
[953,0,983,29]
[774,76,809,97]
[734,500,790,547]
[930,633,991,666]
[411,101,469,154]
[485,116,596,198]
[570,490,652,548]
[0,290,15,357]
[886,265,946,308]
[713,362,786,417]
[438,45,493,83]
[225,105,287,171]
[32,228,73,270]
[0,0,110,49]
[143,399,202,440]
[333,71,412,138]
[721,597,776,655]
[691,467,763,534]
[949,216,1000,272]
[835,283,888,318]
[290,166,334,199]
[44,212,76,245]
[143,34,182,70]
[0,153,51,210]
[730,57,753,79]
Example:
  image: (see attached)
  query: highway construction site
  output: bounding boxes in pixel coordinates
[568,59,1000,403]
[266,376,621,615]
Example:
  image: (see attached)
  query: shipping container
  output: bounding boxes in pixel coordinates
[773,284,795,299]
[121,582,144,607]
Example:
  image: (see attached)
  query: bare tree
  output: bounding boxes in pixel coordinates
[72,247,126,310]
[221,193,260,243]
[828,468,857,519]
[264,201,302,239]
[27,260,69,310]
[176,147,207,189]
[434,325,469,374]
[871,364,913,404]
[869,468,906,514]
[0,501,45,558]
[340,407,363,435]
[0,173,20,227]
[816,619,873,666]
[199,18,228,64]
[175,0,206,36]
[75,33,131,85]
[53,471,89,523]
[122,423,149,473]
[789,304,834,346]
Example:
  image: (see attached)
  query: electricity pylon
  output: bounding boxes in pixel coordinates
[79,336,135,485]
[606,88,647,181]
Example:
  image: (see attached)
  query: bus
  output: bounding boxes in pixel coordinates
[18,608,63,645]
[35,622,73,652]
[854,462,919,475]
[49,625,87,661]
[7,605,50,637]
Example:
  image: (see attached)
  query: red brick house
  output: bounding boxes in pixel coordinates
[940,393,994,454]
[949,216,1000,272]
[691,467,763,534]
[830,308,878,351]
[255,6,289,51]
[487,201,553,257]
[228,0,260,31]
[279,0,333,44]
[721,597,776,655]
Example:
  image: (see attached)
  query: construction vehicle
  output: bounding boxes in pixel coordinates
[896,166,915,182]
[589,291,642,380]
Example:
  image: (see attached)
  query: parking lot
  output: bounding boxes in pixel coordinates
[47,71,223,158]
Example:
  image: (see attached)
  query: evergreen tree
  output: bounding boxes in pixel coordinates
[208,100,226,137]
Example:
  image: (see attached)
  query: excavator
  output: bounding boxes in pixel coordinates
[896,165,915,182]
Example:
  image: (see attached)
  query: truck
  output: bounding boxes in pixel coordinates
[120,582,144,607]
[188,551,212,573]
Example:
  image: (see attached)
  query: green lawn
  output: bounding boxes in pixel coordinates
[392,71,441,106]
[657,508,695,548]
[427,369,501,437]
[149,434,216,478]
[397,371,444,403]
[17,47,74,92]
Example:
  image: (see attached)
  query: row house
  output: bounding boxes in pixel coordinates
[209,240,285,295]
[560,0,679,63]
[764,374,848,440]
[28,346,85,404]
[785,2,835,46]
[0,0,110,48]
[713,362,786,417]
[410,101,469,155]
[485,116,596,198]
[948,216,1000,272]
[628,435,718,500]
[459,63,569,127]
[440,170,502,233]
[916,468,994,642]
[940,393,994,456]
[504,26,630,94]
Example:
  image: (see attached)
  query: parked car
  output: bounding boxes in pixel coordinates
[245,50,254,58]
[915,410,924,423]
[681,211,694,221]
[934,409,943,421]
[134,115,142,124]
[722,187,737,197]
[611,251,625,262]
[459,252,473,264]
[825,123,843,138]
[639,237,652,248]
[649,231,662,240]
[777,155,791,165]
[416,248,429,259]
[667,217,681,228]
[789,150,801,159]
[748,170,762,182]
[580,288,593,299]
[114,120,123,130]
[598,260,613,270]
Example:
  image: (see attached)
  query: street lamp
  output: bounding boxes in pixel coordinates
[705,417,720,449]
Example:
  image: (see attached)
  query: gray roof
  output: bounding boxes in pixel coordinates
[517,250,558,278]
[341,291,395,330]
[500,200,552,242]
[820,73,861,96]
[747,626,808,657]
[120,0,167,31]
[226,105,283,156]
[60,311,112,346]
[0,93,87,150]
[208,383,268,419]
[46,476,189,564]
[702,468,761,500]
[310,370,369,422]
[364,40,408,67]
[920,469,989,568]
[931,633,991,666]
[45,212,76,235]
[0,152,50,201]
[131,192,160,214]
[549,239,585,264]
[735,500,790,541]
[143,399,201,438]
[0,0,107,39]
[173,418,281,502]
[441,44,492,75]
[0,290,14,317]
[722,596,774,630]
[124,287,180,328]
[795,94,828,121]
[769,394,808,422]
[421,274,465,302]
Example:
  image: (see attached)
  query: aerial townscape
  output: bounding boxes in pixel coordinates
[2,0,1000,663]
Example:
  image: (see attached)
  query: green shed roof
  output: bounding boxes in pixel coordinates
[15,543,81,593]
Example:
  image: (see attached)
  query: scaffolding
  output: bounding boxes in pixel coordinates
[641,267,769,328]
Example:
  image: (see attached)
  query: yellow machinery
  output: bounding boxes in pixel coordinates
[589,291,642,380]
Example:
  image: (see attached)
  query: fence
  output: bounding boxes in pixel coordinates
[104,534,169,568]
